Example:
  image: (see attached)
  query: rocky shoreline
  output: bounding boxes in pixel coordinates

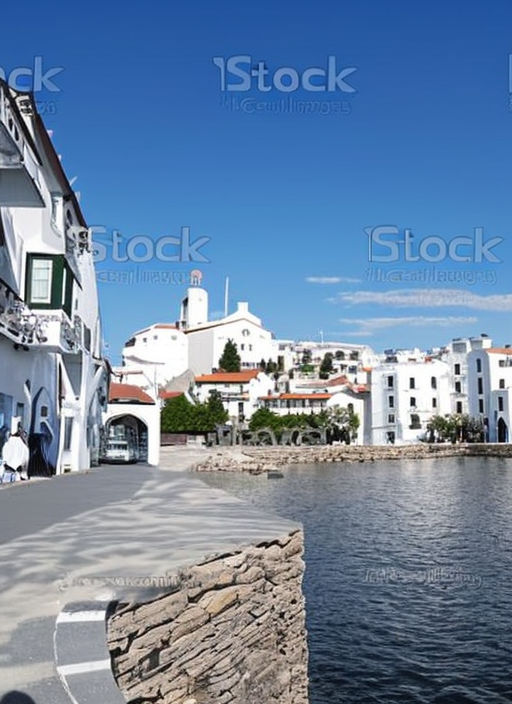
[194,443,512,474]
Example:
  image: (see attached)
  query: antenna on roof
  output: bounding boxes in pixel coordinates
[224,276,229,317]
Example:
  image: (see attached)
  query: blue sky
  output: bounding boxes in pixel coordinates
[2,0,512,362]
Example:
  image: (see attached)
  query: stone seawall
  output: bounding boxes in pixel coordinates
[195,443,512,474]
[107,529,309,704]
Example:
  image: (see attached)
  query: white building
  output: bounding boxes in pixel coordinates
[370,357,451,444]
[467,346,512,443]
[194,370,273,422]
[273,339,295,372]
[105,382,160,465]
[121,323,189,389]
[291,374,370,445]
[0,80,108,474]
[181,287,277,375]
[438,335,492,415]
[259,392,332,415]
[291,340,376,384]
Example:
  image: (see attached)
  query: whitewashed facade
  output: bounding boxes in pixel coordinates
[370,357,451,444]
[293,340,376,381]
[105,382,160,465]
[291,374,370,445]
[438,335,492,415]
[194,370,273,422]
[181,288,277,375]
[467,346,512,443]
[0,80,108,474]
[121,323,189,389]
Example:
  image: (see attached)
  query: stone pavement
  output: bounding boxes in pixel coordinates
[0,453,299,703]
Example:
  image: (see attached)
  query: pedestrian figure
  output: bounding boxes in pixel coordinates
[1,431,29,482]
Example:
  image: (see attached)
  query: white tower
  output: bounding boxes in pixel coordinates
[180,287,208,330]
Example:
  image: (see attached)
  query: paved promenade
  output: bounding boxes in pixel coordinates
[0,450,298,703]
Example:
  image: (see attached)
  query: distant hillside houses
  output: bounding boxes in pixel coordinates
[117,288,512,446]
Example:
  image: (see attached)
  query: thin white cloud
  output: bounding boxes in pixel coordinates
[306,276,362,284]
[332,288,512,311]
[338,316,478,337]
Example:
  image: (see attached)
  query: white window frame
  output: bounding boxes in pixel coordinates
[31,258,53,304]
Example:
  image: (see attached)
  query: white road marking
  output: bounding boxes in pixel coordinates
[56,610,106,623]
[57,659,111,676]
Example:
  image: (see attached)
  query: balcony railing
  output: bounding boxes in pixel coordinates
[0,281,82,352]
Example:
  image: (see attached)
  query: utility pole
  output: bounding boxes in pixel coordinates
[224,276,229,317]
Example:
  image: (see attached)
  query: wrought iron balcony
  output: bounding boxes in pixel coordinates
[0,281,82,352]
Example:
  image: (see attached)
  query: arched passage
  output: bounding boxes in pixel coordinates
[103,414,149,463]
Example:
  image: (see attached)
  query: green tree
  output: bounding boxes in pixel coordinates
[426,413,484,444]
[218,339,241,372]
[206,390,228,425]
[464,415,485,442]
[319,353,334,379]
[265,359,278,374]
[323,406,360,444]
[161,394,194,432]
[249,408,282,433]
[161,394,227,433]
[248,406,359,443]
[301,349,312,365]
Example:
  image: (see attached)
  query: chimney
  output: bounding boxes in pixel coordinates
[237,302,249,313]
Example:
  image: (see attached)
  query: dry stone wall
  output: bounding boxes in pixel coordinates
[107,529,309,704]
[195,443,512,474]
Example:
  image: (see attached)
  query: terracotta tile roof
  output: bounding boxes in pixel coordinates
[299,375,369,394]
[260,393,332,401]
[299,375,348,389]
[109,383,155,405]
[324,375,349,387]
[195,370,260,383]
[488,348,512,355]
[155,324,177,330]
[159,391,184,399]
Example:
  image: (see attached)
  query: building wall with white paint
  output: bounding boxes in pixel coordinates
[122,324,189,388]
[468,347,512,442]
[186,302,276,375]
[0,80,108,474]
[194,371,274,421]
[371,359,451,445]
